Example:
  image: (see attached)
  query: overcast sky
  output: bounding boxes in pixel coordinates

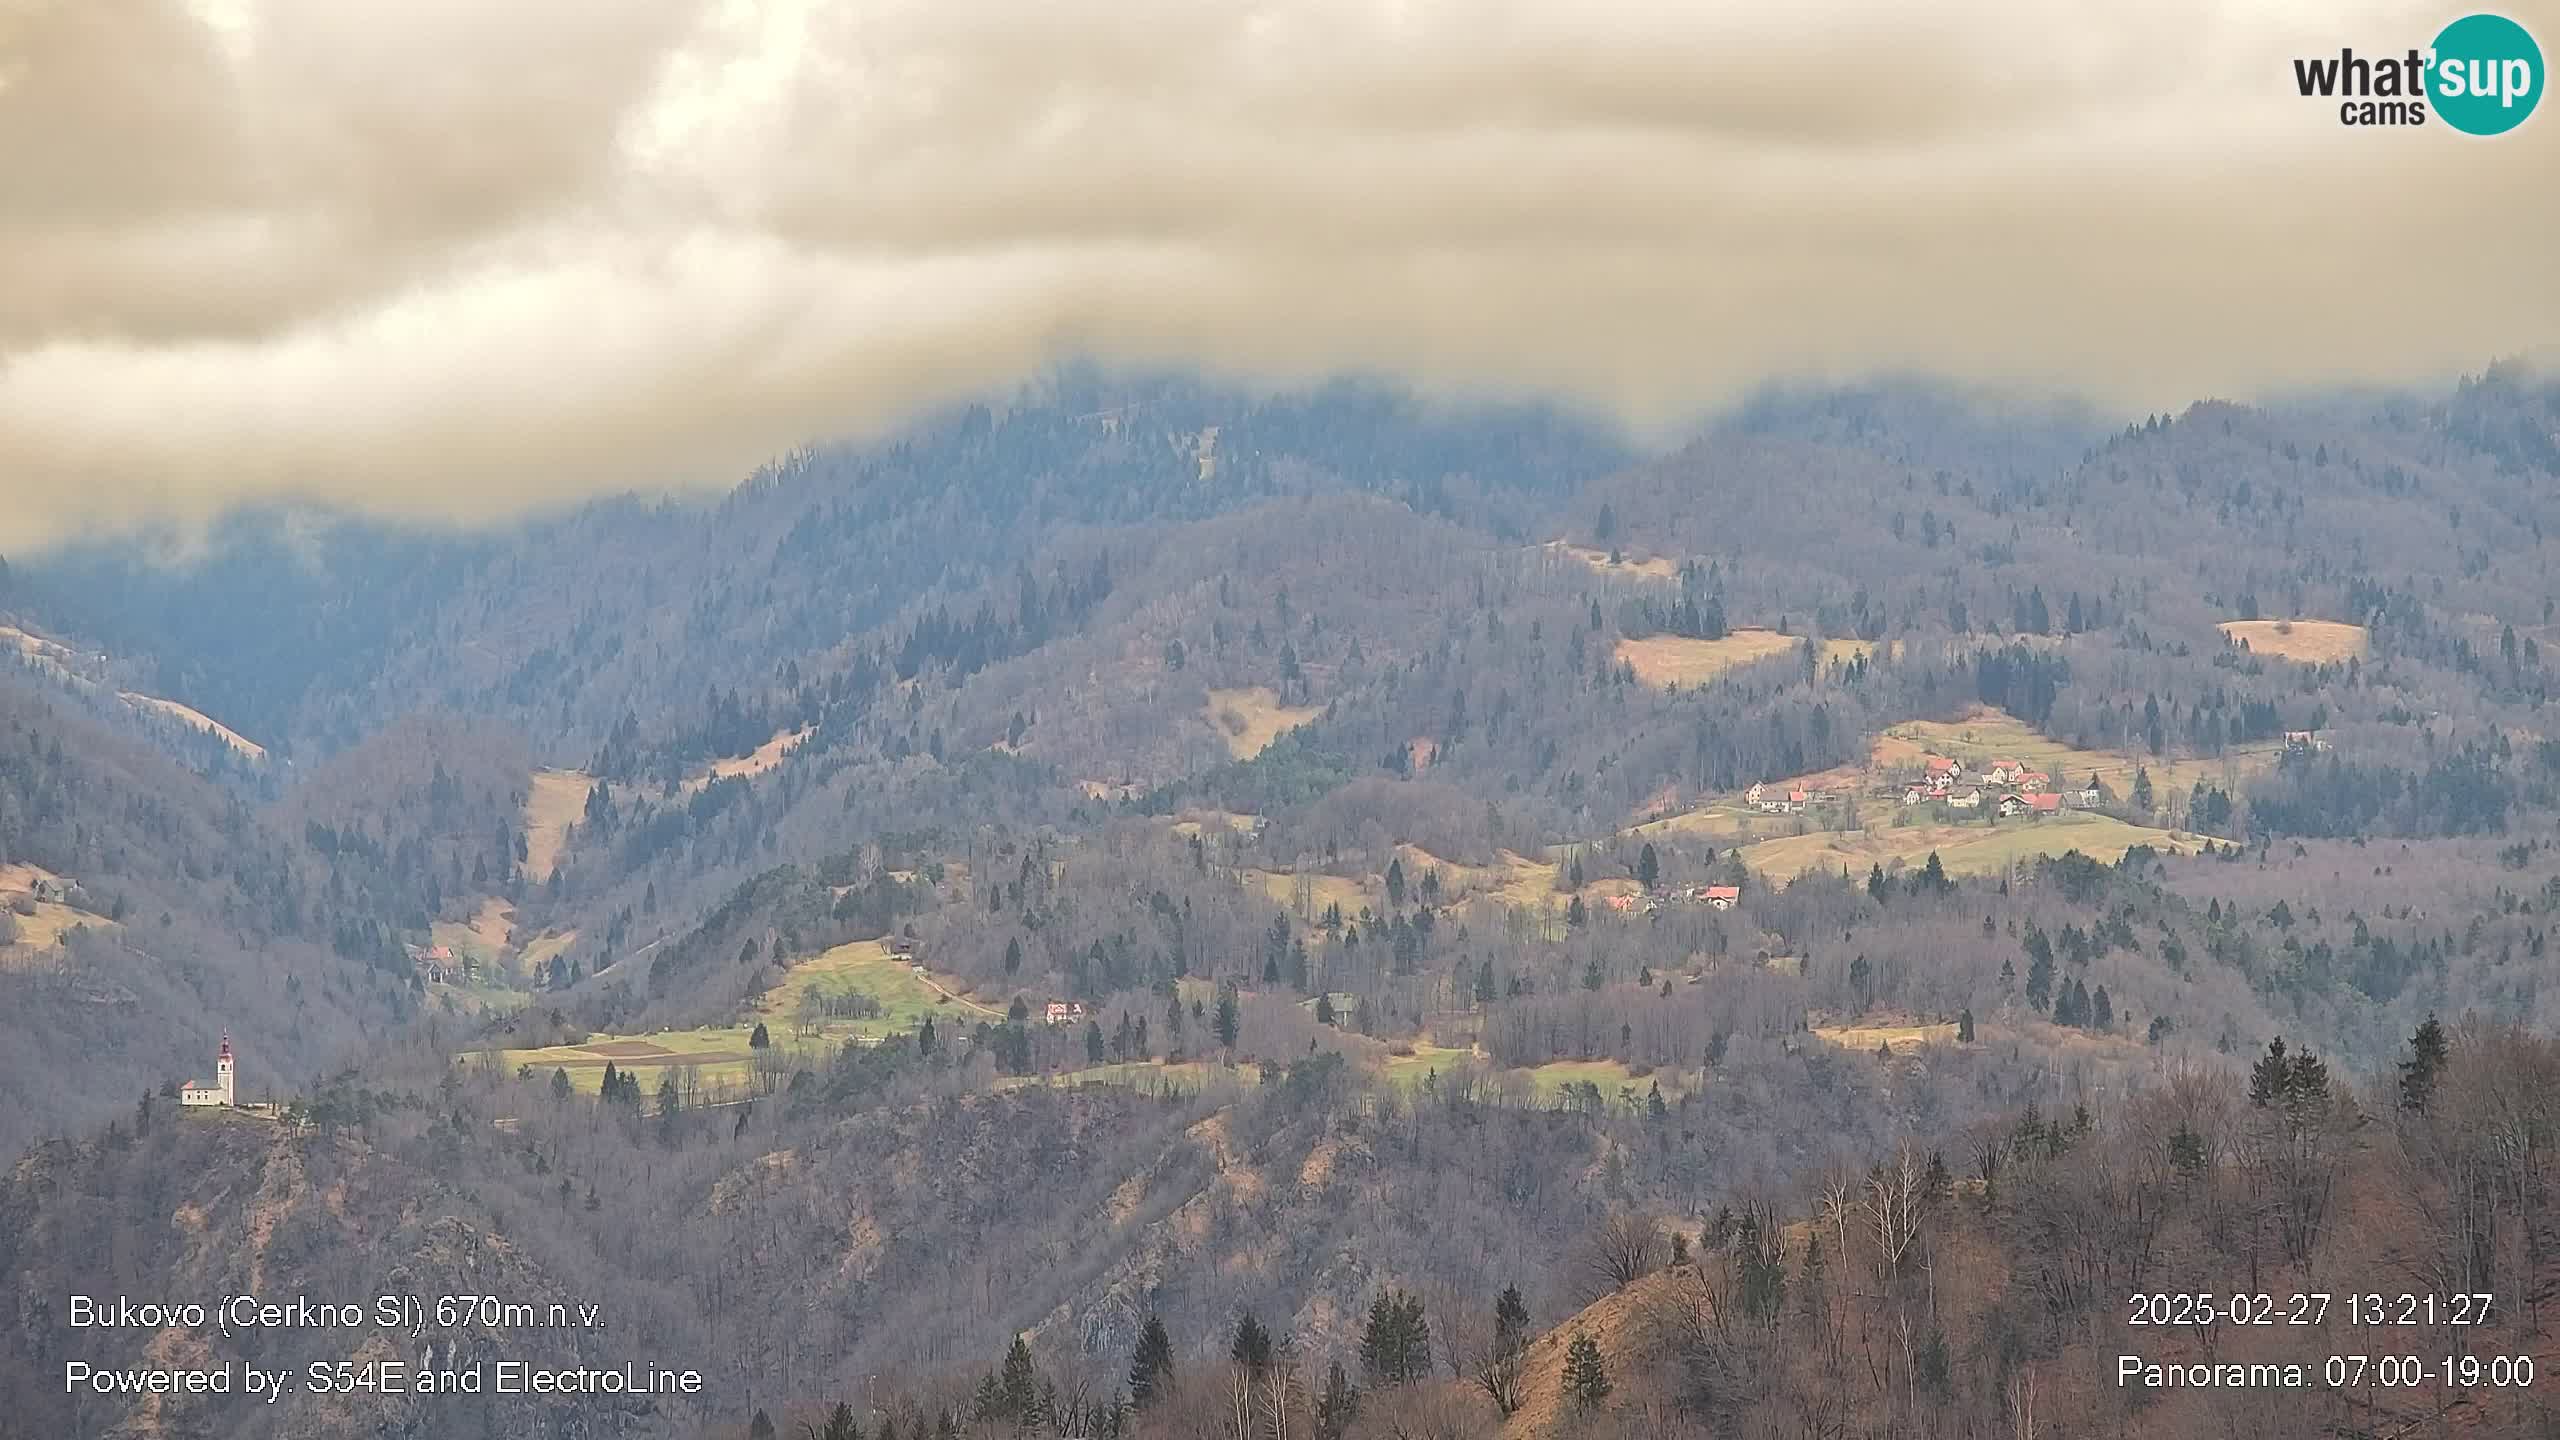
[2,0,2554,549]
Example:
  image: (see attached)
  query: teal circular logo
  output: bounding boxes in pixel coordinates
[2431,13,2544,134]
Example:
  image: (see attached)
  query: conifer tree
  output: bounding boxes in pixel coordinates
[2399,1013,2450,1112]
[1214,983,1241,1050]
[999,1334,1039,1420]
[1315,1362,1359,1440]
[1129,1315,1175,1409]
[1359,1290,1431,1385]
[1230,1312,1273,1373]
[1561,1333,1611,1409]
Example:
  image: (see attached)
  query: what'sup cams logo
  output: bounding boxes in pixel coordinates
[2292,12,2544,132]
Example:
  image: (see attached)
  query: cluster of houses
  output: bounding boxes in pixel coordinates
[1745,781,1848,816]
[1898,755,2100,818]
[1600,882,1741,917]
[1042,1000,1090,1026]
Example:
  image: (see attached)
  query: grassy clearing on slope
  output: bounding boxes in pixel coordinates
[117,692,266,759]
[2217,618,2368,663]
[522,769,595,884]
[1883,706,2276,807]
[1203,687,1323,760]
[517,929,577,974]
[752,938,999,1035]
[1738,810,2202,882]
[681,725,812,795]
[1614,629,1799,688]
[1004,1060,1265,1094]
[492,1028,766,1096]
[481,939,999,1096]
[11,902,101,950]
[1814,1018,1959,1053]
[1623,801,1764,843]
[1544,541,1679,581]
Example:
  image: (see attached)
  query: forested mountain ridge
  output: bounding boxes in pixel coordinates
[6,367,2560,1438]
[0,679,415,1158]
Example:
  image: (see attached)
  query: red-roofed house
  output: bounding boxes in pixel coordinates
[1702,885,1741,910]
[2028,792,2061,814]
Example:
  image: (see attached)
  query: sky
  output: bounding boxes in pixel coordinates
[1,0,2554,549]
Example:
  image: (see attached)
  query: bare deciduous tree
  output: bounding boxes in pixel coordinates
[1578,1211,1662,1297]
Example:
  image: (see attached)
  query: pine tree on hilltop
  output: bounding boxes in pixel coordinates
[1562,1332,1611,1410]
[1129,1314,1175,1409]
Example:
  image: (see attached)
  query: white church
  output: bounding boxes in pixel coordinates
[179,1034,237,1108]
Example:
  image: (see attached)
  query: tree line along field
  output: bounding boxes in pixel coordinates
[1732,810,2203,883]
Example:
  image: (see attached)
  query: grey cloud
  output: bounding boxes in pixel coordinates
[0,0,2553,550]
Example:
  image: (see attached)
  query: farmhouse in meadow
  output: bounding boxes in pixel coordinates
[1948,789,1982,810]
[1997,795,2030,819]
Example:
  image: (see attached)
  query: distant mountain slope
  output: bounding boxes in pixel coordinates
[0,674,409,1157]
